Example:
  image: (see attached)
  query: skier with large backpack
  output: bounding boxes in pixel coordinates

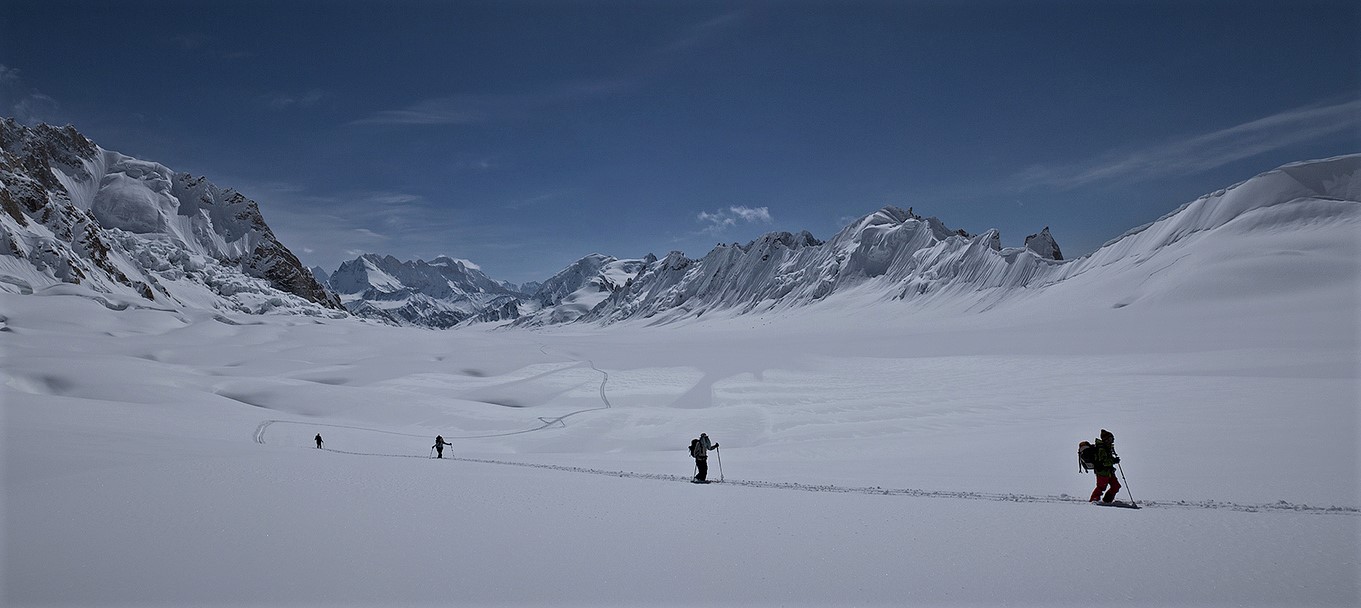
[689,433,719,483]
[433,435,450,459]
[1080,429,1122,504]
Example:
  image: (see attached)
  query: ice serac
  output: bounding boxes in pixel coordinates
[0,118,341,313]
[326,253,526,327]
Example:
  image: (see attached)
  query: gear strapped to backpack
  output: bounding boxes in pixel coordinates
[1078,441,1098,472]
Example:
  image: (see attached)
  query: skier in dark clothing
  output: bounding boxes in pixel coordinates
[690,433,719,482]
[434,435,450,458]
[1089,429,1122,503]
[315,433,323,449]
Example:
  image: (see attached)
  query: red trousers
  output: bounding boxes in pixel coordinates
[1091,475,1121,502]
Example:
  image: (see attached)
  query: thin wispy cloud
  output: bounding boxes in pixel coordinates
[264,90,327,111]
[664,11,746,52]
[0,64,61,126]
[0,64,19,85]
[697,205,773,235]
[502,191,567,211]
[350,94,503,126]
[451,156,501,175]
[170,32,212,51]
[351,79,630,127]
[1016,99,1361,190]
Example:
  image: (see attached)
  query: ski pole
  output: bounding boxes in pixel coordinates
[430,446,435,458]
[716,447,724,482]
[1117,462,1136,506]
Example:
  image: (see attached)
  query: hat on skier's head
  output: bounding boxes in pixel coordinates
[700,433,708,437]
[1100,429,1113,441]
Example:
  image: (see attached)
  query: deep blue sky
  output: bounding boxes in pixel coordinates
[4,0,1358,284]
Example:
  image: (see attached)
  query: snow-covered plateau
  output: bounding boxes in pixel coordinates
[3,152,1359,607]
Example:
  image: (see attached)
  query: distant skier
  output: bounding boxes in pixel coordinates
[315,433,323,449]
[1089,429,1121,503]
[690,433,719,482]
[434,435,450,459]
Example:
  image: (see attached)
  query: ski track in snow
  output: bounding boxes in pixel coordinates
[253,351,1358,518]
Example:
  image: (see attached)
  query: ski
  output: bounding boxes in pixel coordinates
[1093,500,1140,509]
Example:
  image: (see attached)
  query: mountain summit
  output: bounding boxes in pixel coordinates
[323,253,524,327]
[0,119,340,313]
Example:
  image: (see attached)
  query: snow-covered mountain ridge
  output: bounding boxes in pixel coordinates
[324,253,525,328]
[573,155,1359,325]
[4,119,1355,328]
[315,251,655,328]
[0,119,340,314]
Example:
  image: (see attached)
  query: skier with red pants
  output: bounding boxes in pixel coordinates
[1089,429,1121,503]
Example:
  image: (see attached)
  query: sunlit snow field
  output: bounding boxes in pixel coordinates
[4,229,1358,608]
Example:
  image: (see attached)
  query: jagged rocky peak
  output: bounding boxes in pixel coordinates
[1024,227,1063,260]
[429,255,477,271]
[323,252,524,328]
[740,230,823,253]
[531,253,616,307]
[509,252,655,327]
[310,266,331,286]
[0,119,340,312]
[1,119,97,193]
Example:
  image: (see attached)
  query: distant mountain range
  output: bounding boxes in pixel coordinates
[4,119,1357,327]
[307,209,1068,328]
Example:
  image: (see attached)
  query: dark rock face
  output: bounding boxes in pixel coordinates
[1024,227,1063,261]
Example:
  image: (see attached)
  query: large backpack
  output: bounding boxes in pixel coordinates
[1077,441,1097,472]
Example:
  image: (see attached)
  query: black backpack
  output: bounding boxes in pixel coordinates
[1078,441,1098,472]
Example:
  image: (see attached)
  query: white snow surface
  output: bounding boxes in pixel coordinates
[3,155,1360,607]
